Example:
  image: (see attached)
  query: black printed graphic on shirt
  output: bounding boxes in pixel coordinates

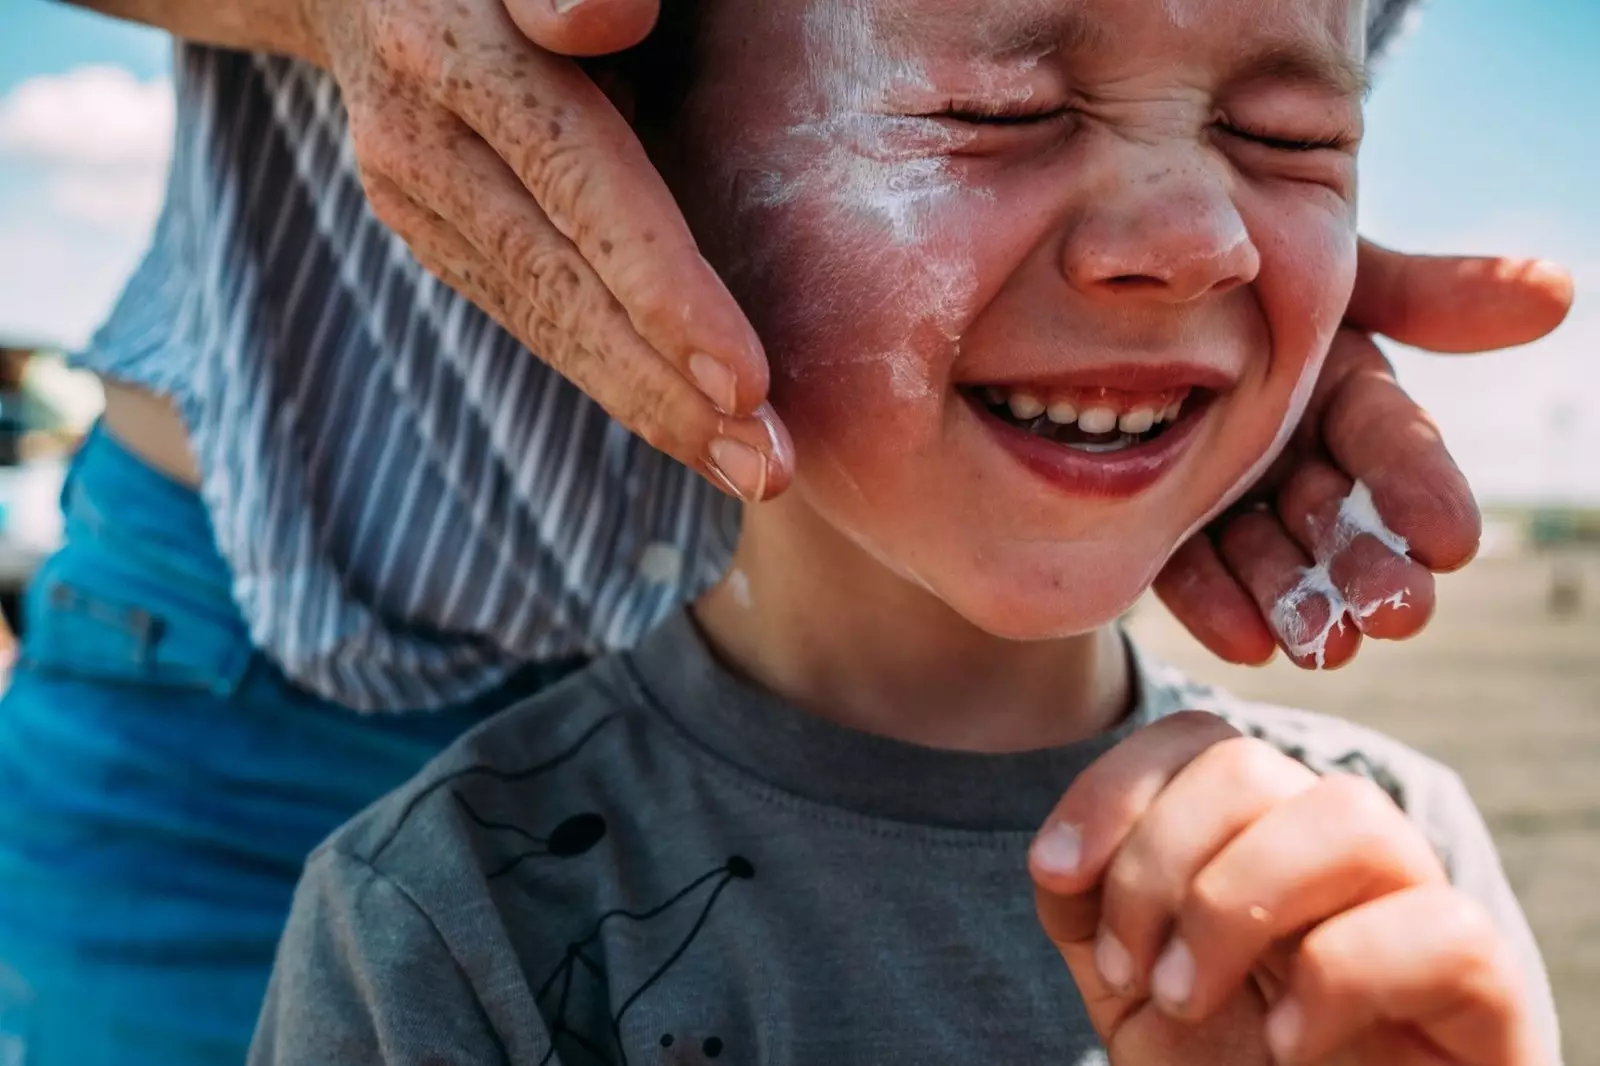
[407,716,752,1066]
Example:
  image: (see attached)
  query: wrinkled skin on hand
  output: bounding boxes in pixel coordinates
[296,0,793,502]
[300,0,1572,668]
[1156,244,1572,670]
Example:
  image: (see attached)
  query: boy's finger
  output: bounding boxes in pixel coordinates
[1317,354,1481,573]
[501,0,663,58]
[438,27,773,418]
[1155,773,1447,1023]
[1216,510,1362,670]
[1028,711,1242,899]
[1095,737,1318,995]
[1275,461,1436,641]
[1347,239,1573,353]
[1154,536,1278,666]
[1268,886,1546,1066]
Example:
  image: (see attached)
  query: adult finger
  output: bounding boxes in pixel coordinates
[1276,460,1436,641]
[433,24,773,418]
[368,103,792,497]
[1317,339,1480,571]
[364,174,789,500]
[501,0,663,58]
[1216,510,1362,670]
[1155,772,1447,1023]
[1267,886,1546,1066]
[1348,239,1574,353]
[1094,737,1318,996]
[1154,536,1278,666]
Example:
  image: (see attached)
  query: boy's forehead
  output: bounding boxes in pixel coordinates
[793,0,1367,86]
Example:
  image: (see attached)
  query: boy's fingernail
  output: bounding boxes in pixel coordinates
[707,437,768,503]
[689,352,738,415]
[1030,821,1081,876]
[1151,937,1195,1010]
[1266,997,1303,1061]
[1094,930,1134,992]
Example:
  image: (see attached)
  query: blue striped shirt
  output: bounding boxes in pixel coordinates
[75,2,1415,712]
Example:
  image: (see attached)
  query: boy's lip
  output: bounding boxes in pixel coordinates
[956,362,1237,394]
[963,386,1212,500]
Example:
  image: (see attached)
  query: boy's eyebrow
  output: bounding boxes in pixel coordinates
[909,6,1368,99]
[1227,40,1372,99]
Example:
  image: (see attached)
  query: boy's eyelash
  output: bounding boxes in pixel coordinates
[1216,122,1351,152]
[928,109,1350,153]
[927,105,1068,127]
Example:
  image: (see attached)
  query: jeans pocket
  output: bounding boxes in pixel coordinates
[19,558,252,697]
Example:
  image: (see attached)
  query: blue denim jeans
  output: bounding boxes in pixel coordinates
[0,425,581,1065]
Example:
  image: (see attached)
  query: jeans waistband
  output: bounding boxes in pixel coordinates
[20,422,253,696]
[60,422,235,598]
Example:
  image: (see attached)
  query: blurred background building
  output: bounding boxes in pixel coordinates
[2,0,1597,1060]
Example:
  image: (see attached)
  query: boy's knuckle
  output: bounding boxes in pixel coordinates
[1318,771,1399,822]
[1183,874,1238,932]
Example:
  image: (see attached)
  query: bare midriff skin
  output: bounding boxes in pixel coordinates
[101,381,203,487]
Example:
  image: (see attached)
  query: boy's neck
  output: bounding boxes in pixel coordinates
[694,494,1134,753]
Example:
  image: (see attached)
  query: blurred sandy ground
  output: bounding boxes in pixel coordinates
[1128,545,1600,1064]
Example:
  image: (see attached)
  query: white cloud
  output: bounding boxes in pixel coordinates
[0,220,151,348]
[47,169,168,233]
[0,65,173,234]
[0,65,174,168]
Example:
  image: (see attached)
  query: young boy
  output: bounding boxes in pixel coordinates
[252,0,1560,1062]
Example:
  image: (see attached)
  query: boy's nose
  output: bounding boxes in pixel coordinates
[1061,166,1261,304]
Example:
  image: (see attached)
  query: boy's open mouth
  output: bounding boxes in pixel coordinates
[961,384,1211,454]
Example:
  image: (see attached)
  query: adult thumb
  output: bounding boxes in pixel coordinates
[1346,238,1573,353]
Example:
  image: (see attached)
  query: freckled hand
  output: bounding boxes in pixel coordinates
[291,0,794,504]
[1156,240,1573,670]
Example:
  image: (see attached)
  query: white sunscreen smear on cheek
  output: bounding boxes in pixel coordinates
[741,1,986,401]
[1270,479,1411,668]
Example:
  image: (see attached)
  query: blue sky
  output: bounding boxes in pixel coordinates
[1,0,1596,502]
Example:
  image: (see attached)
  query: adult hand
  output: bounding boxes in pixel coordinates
[1029,712,1549,1065]
[298,0,792,503]
[1156,241,1574,669]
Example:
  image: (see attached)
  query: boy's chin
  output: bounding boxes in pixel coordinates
[938,580,1147,644]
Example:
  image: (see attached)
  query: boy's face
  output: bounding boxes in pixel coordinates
[663,0,1366,638]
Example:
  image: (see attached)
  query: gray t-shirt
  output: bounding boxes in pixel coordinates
[251,612,1560,1065]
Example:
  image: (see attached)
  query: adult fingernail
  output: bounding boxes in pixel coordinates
[1094,930,1134,992]
[689,353,738,415]
[1266,997,1303,1062]
[552,0,589,14]
[1151,937,1195,1010]
[1030,821,1081,877]
[707,437,767,502]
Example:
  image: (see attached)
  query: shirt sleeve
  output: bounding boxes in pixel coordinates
[249,847,511,1066]
[1422,769,1564,1066]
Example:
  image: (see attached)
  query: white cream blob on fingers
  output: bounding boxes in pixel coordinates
[1270,479,1412,668]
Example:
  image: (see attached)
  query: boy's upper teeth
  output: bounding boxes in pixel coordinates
[1007,393,1046,420]
[1118,408,1156,434]
[1077,406,1119,434]
[1046,401,1079,425]
[991,385,1191,431]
